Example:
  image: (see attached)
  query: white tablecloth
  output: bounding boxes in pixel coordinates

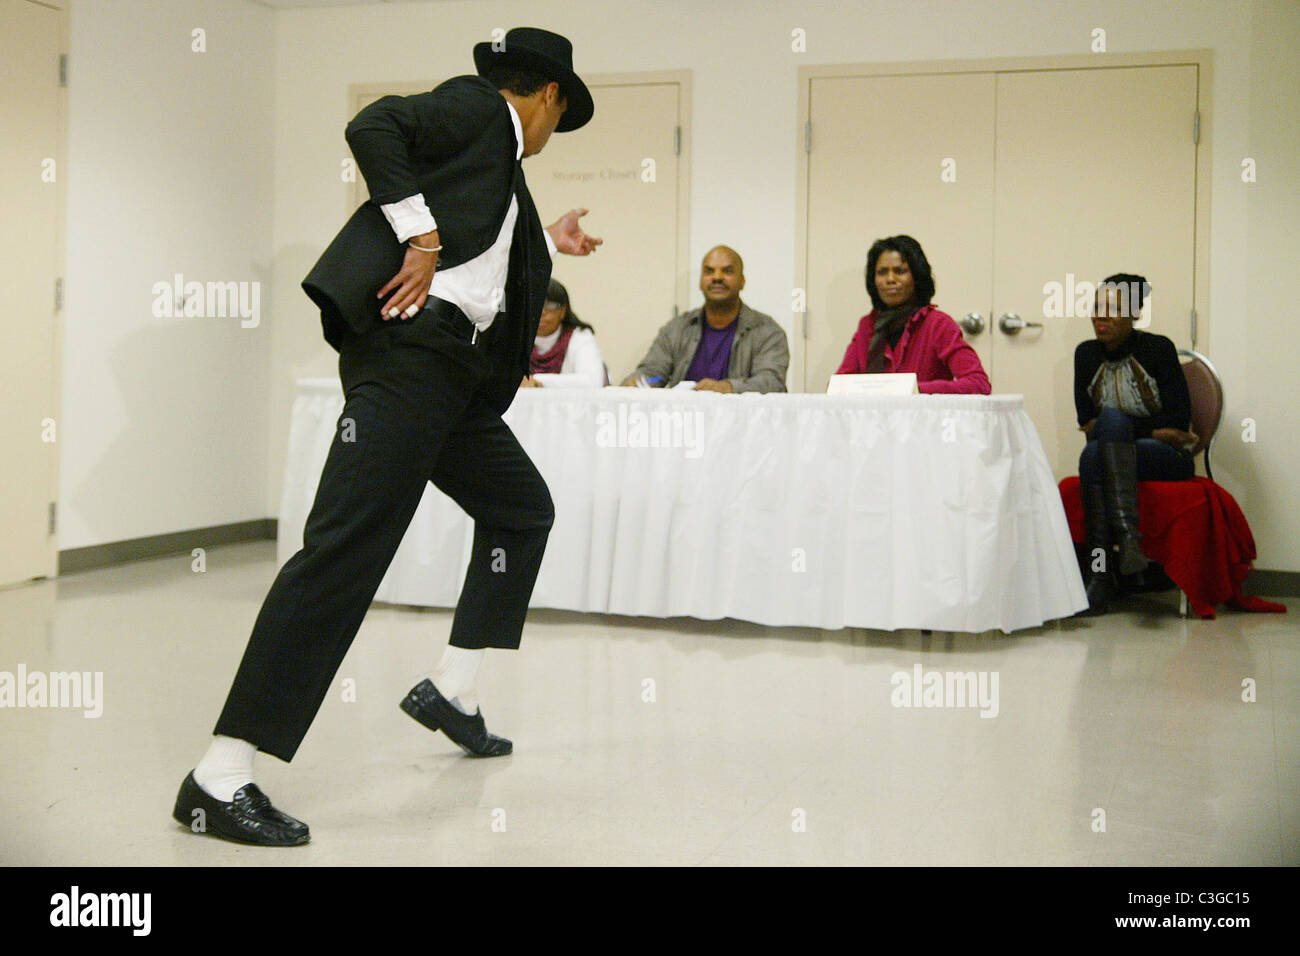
[278,380,1087,633]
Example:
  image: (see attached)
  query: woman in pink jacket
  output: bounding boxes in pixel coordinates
[836,235,990,394]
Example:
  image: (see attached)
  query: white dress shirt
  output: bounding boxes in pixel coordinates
[379,101,558,331]
[531,326,606,387]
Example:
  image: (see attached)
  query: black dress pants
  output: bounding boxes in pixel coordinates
[213,299,554,761]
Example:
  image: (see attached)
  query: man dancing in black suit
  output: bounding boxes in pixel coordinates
[173,28,600,846]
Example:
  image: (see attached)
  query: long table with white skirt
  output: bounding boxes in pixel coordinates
[278,380,1087,633]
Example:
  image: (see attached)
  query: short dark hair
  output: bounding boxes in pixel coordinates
[547,278,594,333]
[1098,272,1151,317]
[864,235,935,312]
[483,67,557,99]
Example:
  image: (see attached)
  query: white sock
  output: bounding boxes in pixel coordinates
[453,687,480,715]
[432,646,483,715]
[193,735,256,802]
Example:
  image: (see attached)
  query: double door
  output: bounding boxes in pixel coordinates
[803,59,1203,477]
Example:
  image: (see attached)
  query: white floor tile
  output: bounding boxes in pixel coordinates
[0,541,1294,866]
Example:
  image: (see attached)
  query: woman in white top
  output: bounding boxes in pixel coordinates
[520,278,607,388]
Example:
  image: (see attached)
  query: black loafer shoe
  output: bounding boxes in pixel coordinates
[172,772,310,847]
[400,678,512,757]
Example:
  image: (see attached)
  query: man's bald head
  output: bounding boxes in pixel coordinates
[703,246,744,274]
[700,246,745,309]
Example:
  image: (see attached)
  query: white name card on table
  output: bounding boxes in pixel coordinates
[826,373,919,396]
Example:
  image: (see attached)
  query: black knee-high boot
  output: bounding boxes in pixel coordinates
[1078,478,1115,616]
[1100,441,1147,576]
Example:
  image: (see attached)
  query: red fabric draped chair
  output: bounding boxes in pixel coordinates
[1057,350,1285,619]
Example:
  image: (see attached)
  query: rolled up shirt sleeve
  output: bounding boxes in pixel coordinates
[380,193,437,243]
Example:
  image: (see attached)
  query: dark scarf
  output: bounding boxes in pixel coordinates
[864,302,920,373]
[530,324,575,375]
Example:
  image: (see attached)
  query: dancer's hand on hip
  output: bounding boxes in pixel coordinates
[378,230,439,320]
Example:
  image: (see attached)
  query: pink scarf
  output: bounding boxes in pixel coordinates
[530,325,575,375]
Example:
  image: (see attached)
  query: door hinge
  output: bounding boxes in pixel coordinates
[1192,109,1200,145]
[802,311,809,339]
[59,54,68,87]
[1190,307,1198,347]
[48,502,57,536]
[55,278,63,311]
[674,126,681,156]
[804,121,812,154]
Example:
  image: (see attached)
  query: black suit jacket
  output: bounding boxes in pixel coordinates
[302,75,552,413]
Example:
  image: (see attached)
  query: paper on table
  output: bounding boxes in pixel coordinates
[826,373,919,396]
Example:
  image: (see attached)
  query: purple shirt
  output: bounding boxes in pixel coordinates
[685,318,738,383]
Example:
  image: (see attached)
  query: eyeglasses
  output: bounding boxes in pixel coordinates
[542,301,563,312]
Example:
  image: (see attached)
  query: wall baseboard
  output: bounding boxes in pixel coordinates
[1242,570,1300,599]
[59,520,277,574]
[55,522,1299,602]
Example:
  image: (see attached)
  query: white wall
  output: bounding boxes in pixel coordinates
[1230,0,1300,575]
[60,0,274,548]
[61,0,1300,574]
[268,0,1300,572]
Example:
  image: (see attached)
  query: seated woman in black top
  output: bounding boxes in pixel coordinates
[1074,273,1197,615]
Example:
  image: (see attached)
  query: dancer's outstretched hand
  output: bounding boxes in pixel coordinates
[546,209,603,256]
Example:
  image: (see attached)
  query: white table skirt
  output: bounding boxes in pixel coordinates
[278,380,1087,633]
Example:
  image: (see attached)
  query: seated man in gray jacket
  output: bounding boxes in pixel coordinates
[622,246,789,393]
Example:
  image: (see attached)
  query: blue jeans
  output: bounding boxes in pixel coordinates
[1079,407,1194,488]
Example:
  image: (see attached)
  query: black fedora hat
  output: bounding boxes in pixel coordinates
[473,27,593,132]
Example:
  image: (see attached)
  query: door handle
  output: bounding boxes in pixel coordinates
[998,313,1043,335]
[959,312,985,335]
